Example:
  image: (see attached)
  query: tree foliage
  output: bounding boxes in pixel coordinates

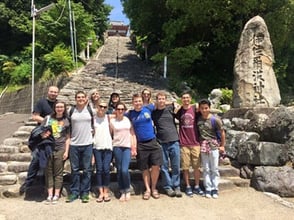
[0,0,111,86]
[123,0,294,100]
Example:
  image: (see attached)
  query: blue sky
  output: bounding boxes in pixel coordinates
[105,0,129,25]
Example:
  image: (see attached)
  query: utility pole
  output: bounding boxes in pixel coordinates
[30,1,55,112]
[164,56,167,78]
[68,0,75,63]
[72,10,78,70]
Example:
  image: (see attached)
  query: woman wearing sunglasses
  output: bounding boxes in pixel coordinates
[109,102,137,202]
[93,100,113,203]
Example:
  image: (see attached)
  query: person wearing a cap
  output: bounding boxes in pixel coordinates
[107,92,120,114]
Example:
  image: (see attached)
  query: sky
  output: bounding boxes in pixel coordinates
[105,0,129,25]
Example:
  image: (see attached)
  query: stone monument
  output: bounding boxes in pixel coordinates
[232,16,281,108]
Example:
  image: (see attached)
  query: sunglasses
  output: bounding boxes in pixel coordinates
[99,105,107,109]
[116,108,125,111]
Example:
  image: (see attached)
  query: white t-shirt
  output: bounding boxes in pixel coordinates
[70,106,93,146]
[93,115,112,150]
[110,116,132,148]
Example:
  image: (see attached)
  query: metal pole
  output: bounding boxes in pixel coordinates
[86,42,90,60]
[31,1,36,113]
[163,56,167,78]
[68,0,75,63]
[115,34,119,79]
[72,10,78,69]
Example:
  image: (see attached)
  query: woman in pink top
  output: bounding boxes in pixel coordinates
[110,102,137,202]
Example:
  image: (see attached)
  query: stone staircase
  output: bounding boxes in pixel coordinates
[0,36,249,198]
[57,36,173,107]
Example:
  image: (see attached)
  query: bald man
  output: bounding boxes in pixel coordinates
[20,86,59,195]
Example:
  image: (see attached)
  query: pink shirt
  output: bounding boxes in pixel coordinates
[110,116,132,148]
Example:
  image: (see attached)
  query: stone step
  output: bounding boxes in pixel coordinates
[13,130,31,139]
[0,153,31,162]
[219,165,240,177]
[0,145,19,153]
[3,138,24,147]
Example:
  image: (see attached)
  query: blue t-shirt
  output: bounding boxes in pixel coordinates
[127,104,155,142]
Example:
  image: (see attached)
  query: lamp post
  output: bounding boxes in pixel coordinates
[31,2,36,113]
[86,38,93,60]
[30,1,55,112]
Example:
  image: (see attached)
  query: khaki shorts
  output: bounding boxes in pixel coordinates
[181,146,201,170]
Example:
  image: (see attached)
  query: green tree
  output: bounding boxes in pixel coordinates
[0,0,111,86]
[43,44,73,75]
[123,0,294,99]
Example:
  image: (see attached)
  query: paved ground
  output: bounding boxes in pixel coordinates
[0,113,30,143]
[0,187,294,220]
[1,113,294,220]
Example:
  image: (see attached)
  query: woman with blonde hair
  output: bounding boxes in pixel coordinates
[88,89,100,109]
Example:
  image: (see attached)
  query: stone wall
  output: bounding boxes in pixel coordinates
[0,76,70,114]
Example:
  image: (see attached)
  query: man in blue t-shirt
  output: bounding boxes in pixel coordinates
[127,93,162,200]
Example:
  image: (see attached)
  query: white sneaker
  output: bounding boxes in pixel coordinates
[212,190,218,199]
[212,193,218,199]
[52,195,59,204]
[205,191,212,198]
[45,196,52,204]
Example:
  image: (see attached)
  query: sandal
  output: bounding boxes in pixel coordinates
[104,196,111,202]
[152,190,160,199]
[96,197,103,203]
[143,191,151,200]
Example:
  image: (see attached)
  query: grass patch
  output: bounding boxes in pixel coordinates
[0,85,27,93]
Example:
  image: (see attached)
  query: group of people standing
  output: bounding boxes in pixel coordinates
[20,86,225,204]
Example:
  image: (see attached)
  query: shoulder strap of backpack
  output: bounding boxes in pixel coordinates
[86,104,94,133]
[210,115,216,129]
[69,105,75,118]
[211,115,221,141]
[68,106,75,135]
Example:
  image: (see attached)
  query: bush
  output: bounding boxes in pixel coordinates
[43,44,74,75]
[220,88,233,105]
[10,62,31,84]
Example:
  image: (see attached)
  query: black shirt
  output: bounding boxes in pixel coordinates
[152,104,179,144]
[33,98,55,118]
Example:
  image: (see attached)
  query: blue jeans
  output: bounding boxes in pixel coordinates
[201,149,220,191]
[113,147,131,193]
[93,149,112,188]
[25,148,40,186]
[160,141,181,190]
[69,144,93,196]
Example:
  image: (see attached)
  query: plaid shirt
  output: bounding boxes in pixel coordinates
[200,139,219,153]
